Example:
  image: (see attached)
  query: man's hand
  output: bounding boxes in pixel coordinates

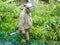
[21,30,25,34]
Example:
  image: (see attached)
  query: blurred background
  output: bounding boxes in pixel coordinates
[0,0,60,45]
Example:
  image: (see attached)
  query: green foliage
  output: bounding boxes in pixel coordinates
[1,0,6,2]
[0,0,20,32]
[54,3,60,16]
[30,2,60,41]
[0,1,24,45]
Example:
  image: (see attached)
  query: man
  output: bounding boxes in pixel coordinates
[18,2,33,45]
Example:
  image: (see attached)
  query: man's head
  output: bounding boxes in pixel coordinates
[24,2,33,13]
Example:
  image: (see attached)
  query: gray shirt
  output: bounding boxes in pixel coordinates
[18,8,32,30]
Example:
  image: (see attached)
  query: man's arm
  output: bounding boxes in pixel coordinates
[18,13,25,34]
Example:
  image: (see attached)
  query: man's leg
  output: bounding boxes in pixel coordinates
[26,32,30,45]
[20,30,26,39]
[25,29,30,45]
[20,30,26,44]
[26,32,29,40]
[20,29,30,45]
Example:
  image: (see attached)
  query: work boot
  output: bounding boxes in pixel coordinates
[26,40,31,45]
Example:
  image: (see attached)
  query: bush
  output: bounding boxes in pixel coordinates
[30,3,60,41]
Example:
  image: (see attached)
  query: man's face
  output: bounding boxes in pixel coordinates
[29,7,33,12]
[26,8,30,13]
[24,2,33,12]
[26,7,33,13]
